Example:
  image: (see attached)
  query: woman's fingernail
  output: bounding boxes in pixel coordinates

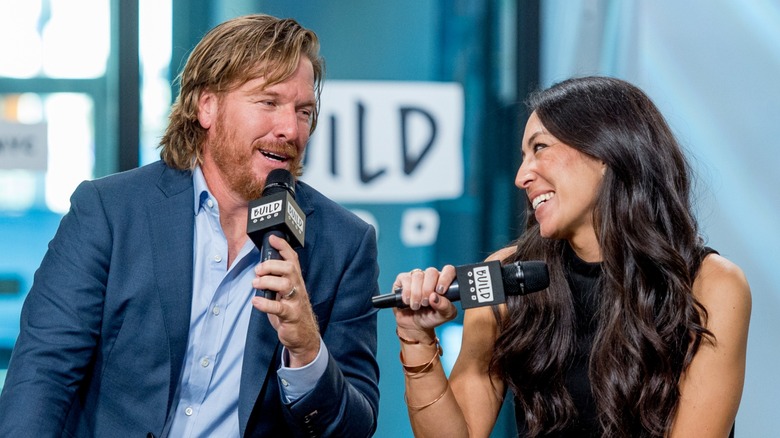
[436,285,445,294]
[433,295,440,304]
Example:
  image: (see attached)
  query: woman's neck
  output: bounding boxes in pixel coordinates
[567,234,601,263]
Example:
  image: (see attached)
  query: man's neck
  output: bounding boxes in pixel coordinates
[201,166,250,266]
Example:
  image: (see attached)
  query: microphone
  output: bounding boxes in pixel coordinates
[247,169,306,299]
[372,260,549,309]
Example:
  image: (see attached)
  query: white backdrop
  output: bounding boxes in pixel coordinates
[541,0,780,435]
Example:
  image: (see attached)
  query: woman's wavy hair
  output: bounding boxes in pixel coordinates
[159,14,324,170]
[491,76,712,437]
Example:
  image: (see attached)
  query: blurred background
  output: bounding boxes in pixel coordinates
[0,0,777,436]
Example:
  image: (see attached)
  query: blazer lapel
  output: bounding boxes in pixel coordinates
[238,309,281,436]
[147,165,195,411]
[238,180,316,436]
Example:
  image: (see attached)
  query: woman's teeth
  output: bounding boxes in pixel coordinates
[532,192,554,209]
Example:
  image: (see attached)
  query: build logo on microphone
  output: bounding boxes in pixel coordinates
[251,200,283,221]
[286,202,304,235]
[455,261,506,309]
[468,265,494,303]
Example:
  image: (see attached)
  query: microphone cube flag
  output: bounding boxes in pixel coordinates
[247,191,305,250]
[455,260,506,309]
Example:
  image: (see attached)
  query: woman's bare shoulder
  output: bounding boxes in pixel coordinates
[694,254,751,308]
[693,253,751,333]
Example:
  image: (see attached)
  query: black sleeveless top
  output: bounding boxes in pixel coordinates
[513,244,732,437]
[561,242,602,435]
[514,243,601,437]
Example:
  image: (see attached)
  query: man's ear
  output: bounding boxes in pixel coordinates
[197,90,218,129]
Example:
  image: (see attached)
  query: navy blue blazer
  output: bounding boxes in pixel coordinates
[0,161,380,437]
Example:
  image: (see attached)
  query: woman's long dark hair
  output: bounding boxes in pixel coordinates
[491,76,712,437]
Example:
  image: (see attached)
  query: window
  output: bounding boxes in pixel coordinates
[0,0,171,375]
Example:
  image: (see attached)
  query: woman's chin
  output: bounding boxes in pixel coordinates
[537,223,560,240]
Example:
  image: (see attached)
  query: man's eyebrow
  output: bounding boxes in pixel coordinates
[298,97,317,107]
[246,86,276,97]
[244,87,316,106]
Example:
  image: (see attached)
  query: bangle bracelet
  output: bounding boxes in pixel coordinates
[399,339,443,377]
[400,350,440,377]
[396,327,436,345]
[404,381,449,410]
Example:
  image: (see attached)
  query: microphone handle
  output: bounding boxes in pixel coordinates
[372,282,460,309]
[258,230,286,300]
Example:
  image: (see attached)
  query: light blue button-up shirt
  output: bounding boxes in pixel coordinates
[167,167,327,437]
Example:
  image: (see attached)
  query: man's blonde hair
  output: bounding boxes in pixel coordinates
[159,14,323,170]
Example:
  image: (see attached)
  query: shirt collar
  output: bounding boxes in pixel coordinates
[192,165,213,215]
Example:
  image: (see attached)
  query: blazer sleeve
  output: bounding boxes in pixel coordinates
[0,181,109,435]
[281,224,381,438]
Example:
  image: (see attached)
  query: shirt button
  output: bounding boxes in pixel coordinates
[212,306,220,316]
[201,357,210,367]
[185,406,193,416]
[281,378,289,387]
[214,255,222,263]
[206,199,214,208]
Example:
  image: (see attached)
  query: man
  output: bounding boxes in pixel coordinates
[0,14,380,437]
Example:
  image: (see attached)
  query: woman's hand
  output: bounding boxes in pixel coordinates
[392,265,458,341]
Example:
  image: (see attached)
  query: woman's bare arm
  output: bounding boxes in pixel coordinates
[670,254,751,437]
[401,247,515,438]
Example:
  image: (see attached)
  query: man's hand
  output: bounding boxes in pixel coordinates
[251,234,320,367]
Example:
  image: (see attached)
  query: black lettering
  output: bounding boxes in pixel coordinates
[475,268,492,299]
[329,115,337,175]
[303,114,338,176]
[400,107,437,175]
[357,102,386,184]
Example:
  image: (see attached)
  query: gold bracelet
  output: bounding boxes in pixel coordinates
[404,381,449,410]
[396,327,435,345]
[400,348,441,377]
[396,328,444,377]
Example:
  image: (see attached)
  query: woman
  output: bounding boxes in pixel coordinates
[393,76,751,437]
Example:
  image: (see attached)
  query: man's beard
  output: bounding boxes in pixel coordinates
[209,115,302,201]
